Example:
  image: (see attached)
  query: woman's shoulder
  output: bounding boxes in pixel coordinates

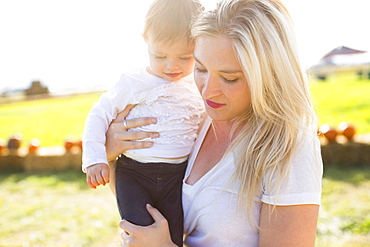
[261,131,323,206]
[293,131,322,163]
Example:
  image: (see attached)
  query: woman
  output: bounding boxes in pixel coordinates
[107,0,323,246]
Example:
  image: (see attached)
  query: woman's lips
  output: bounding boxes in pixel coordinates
[165,72,182,78]
[206,99,225,109]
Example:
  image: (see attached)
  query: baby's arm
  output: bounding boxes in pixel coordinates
[82,75,132,187]
[85,163,110,189]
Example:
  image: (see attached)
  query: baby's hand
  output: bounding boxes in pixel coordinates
[86,163,110,189]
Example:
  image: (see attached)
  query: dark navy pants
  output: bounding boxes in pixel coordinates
[115,155,187,247]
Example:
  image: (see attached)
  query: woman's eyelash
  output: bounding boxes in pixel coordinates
[223,77,238,83]
[195,67,206,73]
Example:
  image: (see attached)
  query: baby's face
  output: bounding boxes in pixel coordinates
[146,38,195,82]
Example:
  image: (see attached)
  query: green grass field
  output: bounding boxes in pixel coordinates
[0,170,122,247]
[0,92,101,147]
[310,72,370,134]
[1,166,369,246]
[0,72,369,148]
[316,165,370,247]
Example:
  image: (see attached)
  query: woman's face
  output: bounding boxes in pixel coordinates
[194,35,251,122]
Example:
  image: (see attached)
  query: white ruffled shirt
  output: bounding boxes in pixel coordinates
[82,68,204,171]
[182,117,323,247]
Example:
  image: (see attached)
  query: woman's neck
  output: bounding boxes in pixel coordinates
[211,119,242,142]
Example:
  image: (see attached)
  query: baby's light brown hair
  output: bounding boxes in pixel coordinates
[143,0,204,46]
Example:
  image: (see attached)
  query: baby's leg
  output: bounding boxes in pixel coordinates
[155,161,187,247]
[115,157,155,226]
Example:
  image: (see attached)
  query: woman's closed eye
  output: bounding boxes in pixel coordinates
[195,67,239,83]
[222,77,239,83]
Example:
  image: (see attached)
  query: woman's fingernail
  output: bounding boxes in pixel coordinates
[146,203,153,208]
[144,142,154,148]
[150,118,157,124]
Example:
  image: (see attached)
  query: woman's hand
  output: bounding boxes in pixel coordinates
[105,104,159,162]
[106,104,159,195]
[120,204,177,247]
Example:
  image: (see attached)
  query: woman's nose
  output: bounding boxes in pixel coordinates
[201,76,221,99]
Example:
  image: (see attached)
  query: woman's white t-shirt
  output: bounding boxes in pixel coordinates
[182,117,323,247]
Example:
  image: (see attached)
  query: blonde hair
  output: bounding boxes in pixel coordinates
[143,0,204,45]
[192,0,318,226]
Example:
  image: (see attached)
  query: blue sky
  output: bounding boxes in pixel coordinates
[1,0,369,93]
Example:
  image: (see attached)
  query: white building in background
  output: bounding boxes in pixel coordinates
[308,46,370,80]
